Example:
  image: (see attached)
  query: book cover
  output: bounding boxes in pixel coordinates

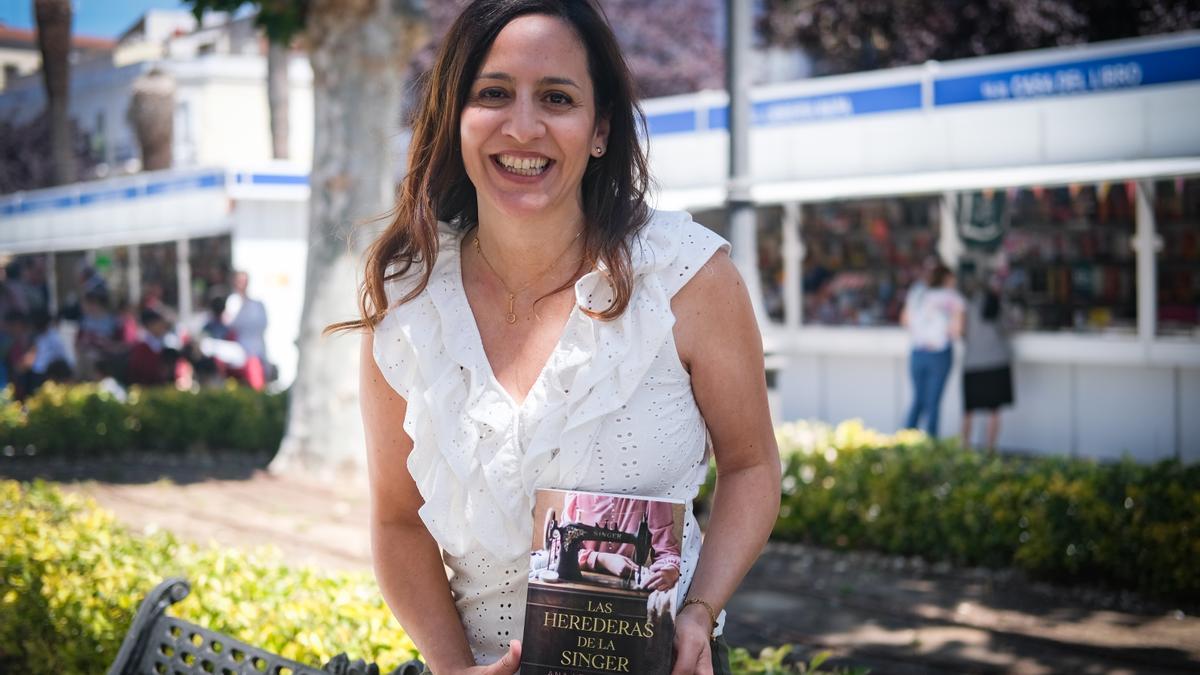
[520,488,685,675]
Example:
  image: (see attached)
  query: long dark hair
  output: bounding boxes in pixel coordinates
[335,0,651,333]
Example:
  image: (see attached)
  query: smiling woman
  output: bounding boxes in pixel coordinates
[341,2,781,674]
[460,14,609,227]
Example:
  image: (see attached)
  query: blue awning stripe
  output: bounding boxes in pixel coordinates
[0,170,303,216]
[934,44,1200,106]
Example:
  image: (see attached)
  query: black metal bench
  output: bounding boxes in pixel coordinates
[108,577,425,675]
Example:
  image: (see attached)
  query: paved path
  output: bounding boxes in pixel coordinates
[8,457,1197,674]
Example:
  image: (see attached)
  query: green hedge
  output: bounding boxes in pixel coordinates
[0,382,286,456]
[1,481,857,675]
[751,420,1200,601]
[0,480,417,674]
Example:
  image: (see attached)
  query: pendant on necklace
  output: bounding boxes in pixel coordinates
[506,293,518,324]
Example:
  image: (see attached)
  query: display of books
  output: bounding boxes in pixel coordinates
[520,488,685,675]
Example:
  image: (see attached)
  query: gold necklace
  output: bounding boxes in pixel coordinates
[472,228,584,325]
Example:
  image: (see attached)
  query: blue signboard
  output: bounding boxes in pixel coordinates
[644,81,922,136]
[935,44,1200,106]
[645,110,697,136]
[707,82,922,131]
[642,41,1200,133]
[234,172,309,186]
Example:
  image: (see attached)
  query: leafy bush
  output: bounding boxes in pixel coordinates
[1,481,848,675]
[0,382,286,456]
[0,480,418,675]
[755,420,1200,601]
[730,645,869,674]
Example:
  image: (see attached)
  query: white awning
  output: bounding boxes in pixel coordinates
[655,156,1200,210]
[0,164,307,254]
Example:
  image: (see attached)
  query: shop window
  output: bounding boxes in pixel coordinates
[1154,177,1200,337]
[756,206,785,323]
[139,241,179,312]
[51,251,88,319]
[188,234,233,314]
[801,196,939,326]
[1000,184,1136,333]
[690,208,729,241]
[689,206,787,323]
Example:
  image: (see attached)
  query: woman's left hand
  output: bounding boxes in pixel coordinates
[670,607,714,675]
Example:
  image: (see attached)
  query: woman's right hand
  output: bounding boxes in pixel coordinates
[450,640,522,675]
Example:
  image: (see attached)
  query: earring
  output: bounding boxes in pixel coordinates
[594,146,605,156]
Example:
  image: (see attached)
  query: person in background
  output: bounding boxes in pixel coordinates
[139,280,178,325]
[60,265,110,322]
[127,308,177,387]
[202,296,233,340]
[0,328,9,392]
[961,272,1015,452]
[43,358,74,385]
[8,258,48,316]
[95,358,128,402]
[75,291,119,380]
[193,294,234,384]
[901,263,965,437]
[17,310,76,394]
[224,271,270,379]
[78,265,108,298]
[2,312,31,398]
[114,299,141,346]
[0,263,23,317]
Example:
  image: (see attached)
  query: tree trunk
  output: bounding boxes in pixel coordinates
[128,68,175,171]
[266,40,290,159]
[270,0,427,474]
[33,0,75,185]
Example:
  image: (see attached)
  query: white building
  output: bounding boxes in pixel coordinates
[0,10,313,174]
[1,26,1197,461]
[0,22,115,91]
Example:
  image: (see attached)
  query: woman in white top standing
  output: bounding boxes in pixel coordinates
[340,2,781,674]
[901,263,965,437]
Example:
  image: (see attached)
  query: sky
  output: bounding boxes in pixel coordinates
[0,0,191,39]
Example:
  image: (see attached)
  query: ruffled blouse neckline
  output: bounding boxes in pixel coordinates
[432,226,589,411]
[375,211,726,561]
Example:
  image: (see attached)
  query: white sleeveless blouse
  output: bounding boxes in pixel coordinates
[372,210,729,664]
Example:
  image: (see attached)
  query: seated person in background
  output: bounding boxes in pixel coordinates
[3,311,32,399]
[43,358,74,385]
[95,358,128,402]
[192,297,265,390]
[201,296,233,341]
[115,300,140,345]
[17,310,75,394]
[75,291,119,380]
[127,309,178,387]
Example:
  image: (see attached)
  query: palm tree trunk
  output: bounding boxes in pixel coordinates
[33,0,75,185]
[271,0,427,473]
[128,68,175,171]
[266,40,290,159]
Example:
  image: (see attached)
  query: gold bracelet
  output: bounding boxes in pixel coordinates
[680,597,719,639]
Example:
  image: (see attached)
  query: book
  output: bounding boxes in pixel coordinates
[520,488,685,675]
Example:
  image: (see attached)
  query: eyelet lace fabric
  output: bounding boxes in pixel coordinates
[372,210,730,663]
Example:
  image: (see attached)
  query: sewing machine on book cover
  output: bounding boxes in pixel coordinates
[543,507,653,589]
